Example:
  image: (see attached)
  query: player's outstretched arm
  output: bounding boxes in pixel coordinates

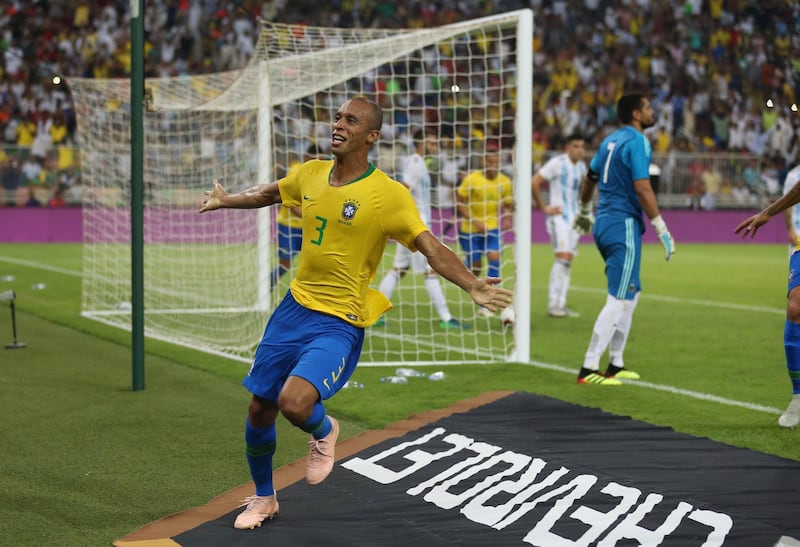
[735,183,800,238]
[199,179,281,213]
[416,231,512,311]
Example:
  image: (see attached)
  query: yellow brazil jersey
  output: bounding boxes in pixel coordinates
[279,159,428,327]
[457,169,513,234]
[276,161,303,228]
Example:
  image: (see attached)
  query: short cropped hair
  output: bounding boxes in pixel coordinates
[617,94,647,124]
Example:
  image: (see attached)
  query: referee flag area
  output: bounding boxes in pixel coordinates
[115,392,800,547]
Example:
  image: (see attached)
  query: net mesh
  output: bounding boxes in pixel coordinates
[72,10,531,364]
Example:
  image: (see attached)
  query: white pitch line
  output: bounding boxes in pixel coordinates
[0,256,81,277]
[3,255,786,414]
[524,358,783,415]
[566,284,785,315]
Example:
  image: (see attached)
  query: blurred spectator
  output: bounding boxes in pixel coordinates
[24,186,42,208]
[686,179,705,210]
[732,180,753,206]
[31,112,53,161]
[1,154,23,206]
[21,156,42,186]
[49,111,70,146]
[15,113,36,148]
[48,185,67,207]
[741,157,760,193]
[760,155,785,196]
[700,163,723,199]
[1,0,800,210]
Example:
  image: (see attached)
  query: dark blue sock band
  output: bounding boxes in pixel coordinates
[299,401,331,439]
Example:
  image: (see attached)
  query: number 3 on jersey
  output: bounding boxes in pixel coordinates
[311,216,327,246]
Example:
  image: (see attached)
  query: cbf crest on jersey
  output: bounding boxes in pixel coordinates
[342,199,360,222]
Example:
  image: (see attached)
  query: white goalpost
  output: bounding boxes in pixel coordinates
[71,9,532,365]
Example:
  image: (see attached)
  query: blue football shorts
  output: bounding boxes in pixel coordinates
[593,215,642,301]
[458,228,501,265]
[243,291,365,402]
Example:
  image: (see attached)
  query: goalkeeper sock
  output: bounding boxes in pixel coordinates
[300,401,332,440]
[424,274,452,322]
[608,292,640,366]
[582,295,626,370]
[378,269,400,299]
[784,320,800,395]
[487,259,501,279]
[245,419,277,496]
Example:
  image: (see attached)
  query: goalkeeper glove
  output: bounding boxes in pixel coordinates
[573,202,594,235]
[651,215,675,261]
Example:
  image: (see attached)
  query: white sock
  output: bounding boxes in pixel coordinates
[547,259,569,310]
[547,261,566,310]
[608,292,640,367]
[425,274,452,322]
[378,270,400,299]
[582,294,627,370]
[556,259,572,309]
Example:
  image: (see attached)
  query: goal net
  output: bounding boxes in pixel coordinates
[72,9,532,365]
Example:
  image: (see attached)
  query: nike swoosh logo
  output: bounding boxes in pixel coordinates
[303,195,311,200]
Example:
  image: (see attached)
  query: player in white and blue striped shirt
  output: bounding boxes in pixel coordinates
[531,133,587,318]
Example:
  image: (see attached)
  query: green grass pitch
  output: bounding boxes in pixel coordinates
[0,241,796,545]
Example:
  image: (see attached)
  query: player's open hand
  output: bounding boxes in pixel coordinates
[734,213,770,239]
[470,277,513,311]
[199,179,227,213]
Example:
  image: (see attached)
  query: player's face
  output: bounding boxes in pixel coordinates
[424,136,439,155]
[565,139,585,163]
[484,152,500,176]
[331,100,379,156]
[637,98,656,130]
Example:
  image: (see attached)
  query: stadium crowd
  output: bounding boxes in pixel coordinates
[1,0,800,206]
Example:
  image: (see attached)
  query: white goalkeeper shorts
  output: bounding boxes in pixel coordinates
[546,215,580,256]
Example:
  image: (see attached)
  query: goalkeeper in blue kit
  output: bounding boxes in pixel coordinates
[572,93,675,385]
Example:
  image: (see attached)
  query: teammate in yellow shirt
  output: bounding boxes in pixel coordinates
[200,96,513,530]
[456,144,514,318]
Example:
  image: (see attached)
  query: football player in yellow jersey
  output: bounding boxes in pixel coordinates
[271,143,327,290]
[456,145,514,318]
[200,96,513,530]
